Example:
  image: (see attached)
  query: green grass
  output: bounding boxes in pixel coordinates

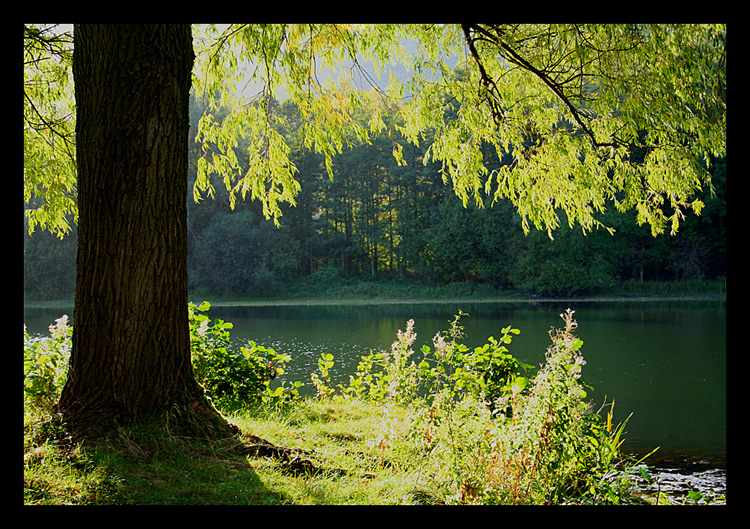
[23,398,437,505]
[25,394,652,505]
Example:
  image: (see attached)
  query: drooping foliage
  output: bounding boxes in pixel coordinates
[23,25,77,237]
[190,24,725,236]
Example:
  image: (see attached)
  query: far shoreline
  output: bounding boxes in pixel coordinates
[24,292,727,310]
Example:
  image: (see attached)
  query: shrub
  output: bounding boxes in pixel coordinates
[22,304,301,413]
[477,309,633,504]
[341,318,423,402]
[335,309,636,504]
[423,311,534,412]
[189,302,301,409]
[310,352,336,398]
[24,315,71,407]
[342,311,533,408]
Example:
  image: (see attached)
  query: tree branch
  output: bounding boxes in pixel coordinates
[23,92,77,169]
[461,24,623,150]
[460,24,505,128]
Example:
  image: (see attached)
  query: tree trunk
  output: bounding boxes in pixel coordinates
[58,24,230,438]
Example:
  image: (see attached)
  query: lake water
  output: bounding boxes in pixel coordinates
[24,299,726,468]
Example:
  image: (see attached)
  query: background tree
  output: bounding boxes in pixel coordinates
[189,208,298,297]
[23,219,77,299]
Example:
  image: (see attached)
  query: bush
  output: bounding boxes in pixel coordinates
[332,309,636,504]
[189,302,301,409]
[24,315,71,407]
[23,304,302,413]
[341,310,533,408]
[476,309,632,504]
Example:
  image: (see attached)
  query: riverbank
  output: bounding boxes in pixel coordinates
[204,294,727,308]
[24,290,727,310]
[23,396,726,506]
[24,277,726,309]
[206,277,726,305]
[23,294,727,313]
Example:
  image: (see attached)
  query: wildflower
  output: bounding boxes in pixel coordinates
[49,314,70,340]
[196,318,210,337]
[433,332,448,360]
[393,319,417,352]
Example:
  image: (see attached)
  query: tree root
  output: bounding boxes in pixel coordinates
[237,432,364,477]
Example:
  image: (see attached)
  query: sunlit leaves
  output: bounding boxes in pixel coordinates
[26,24,724,239]
[23,24,77,238]
[192,23,478,226]
[189,301,299,407]
[194,102,301,224]
[397,24,725,237]
[192,24,379,223]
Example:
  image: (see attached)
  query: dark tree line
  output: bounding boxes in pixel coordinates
[24,95,726,300]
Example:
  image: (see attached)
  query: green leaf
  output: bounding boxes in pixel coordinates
[510,376,528,394]
[687,490,704,503]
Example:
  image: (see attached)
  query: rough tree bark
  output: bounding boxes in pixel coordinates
[58,24,233,439]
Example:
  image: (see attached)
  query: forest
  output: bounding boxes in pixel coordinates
[24,92,726,301]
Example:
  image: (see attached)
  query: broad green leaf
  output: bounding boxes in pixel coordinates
[511,376,528,394]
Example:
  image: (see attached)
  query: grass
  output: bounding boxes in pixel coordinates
[24,388,646,505]
[23,398,437,505]
[228,398,424,505]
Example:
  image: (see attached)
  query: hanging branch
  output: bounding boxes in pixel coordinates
[460,24,505,129]
[461,24,624,150]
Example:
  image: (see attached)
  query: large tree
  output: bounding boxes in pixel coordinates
[24,23,725,438]
[53,24,231,436]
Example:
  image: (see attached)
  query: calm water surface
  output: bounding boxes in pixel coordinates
[24,299,726,467]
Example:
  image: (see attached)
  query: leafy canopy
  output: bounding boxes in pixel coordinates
[25,24,726,237]
[23,24,76,238]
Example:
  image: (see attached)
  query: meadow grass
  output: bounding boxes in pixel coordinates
[24,397,434,505]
